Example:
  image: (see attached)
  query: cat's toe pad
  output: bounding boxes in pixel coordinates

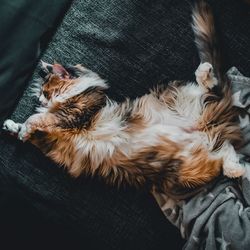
[2,119,20,133]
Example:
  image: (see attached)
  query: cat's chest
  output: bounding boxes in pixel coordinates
[172,83,204,120]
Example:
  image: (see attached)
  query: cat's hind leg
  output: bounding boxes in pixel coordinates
[219,141,245,178]
[195,62,218,90]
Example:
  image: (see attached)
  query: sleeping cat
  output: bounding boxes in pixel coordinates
[2,0,245,193]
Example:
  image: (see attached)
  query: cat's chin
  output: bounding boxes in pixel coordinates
[39,101,48,107]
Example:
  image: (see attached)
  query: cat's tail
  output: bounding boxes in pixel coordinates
[192,1,242,150]
[192,0,224,82]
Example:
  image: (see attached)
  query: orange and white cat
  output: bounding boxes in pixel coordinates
[3,0,245,193]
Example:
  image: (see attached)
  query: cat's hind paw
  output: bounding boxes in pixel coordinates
[195,62,217,90]
[223,162,245,178]
[2,119,21,134]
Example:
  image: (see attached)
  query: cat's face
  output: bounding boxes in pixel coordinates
[38,62,88,106]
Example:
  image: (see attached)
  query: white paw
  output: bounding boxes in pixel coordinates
[195,62,217,89]
[2,119,21,133]
[18,125,31,142]
[223,162,245,178]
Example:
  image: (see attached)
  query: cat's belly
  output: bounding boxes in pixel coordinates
[146,106,200,132]
[130,122,210,155]
[168,83,204,125]
[143,83,203,129]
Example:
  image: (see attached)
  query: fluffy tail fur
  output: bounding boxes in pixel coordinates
[192,0,242,150]
[192,0,223,82]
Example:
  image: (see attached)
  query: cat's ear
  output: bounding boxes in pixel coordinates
[52,64,70,79]
[39,60,53,78]
[40,61,70,79]
[41,60,53,73]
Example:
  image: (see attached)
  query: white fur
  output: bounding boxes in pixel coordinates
[173,83,204,121]
[133,83,204,129]
[18,124,29,141]
[72,101,131,169]
[36,106,49,114]
[31,68,108,115]
[215,141,245,177]
[2,119,29,141]
[39,94,48,106]
[195,62,218,89]
[41,60,52,70]
[54,74,107,103]
[35,71,108,114]
[2,119,21,133]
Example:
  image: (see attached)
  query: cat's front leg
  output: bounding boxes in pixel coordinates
[17,115,39,141]
[3,115,42,141]
[195,62,218,90]
[3,113,58,142]
[19,113,59,141]
[3,119,22,134]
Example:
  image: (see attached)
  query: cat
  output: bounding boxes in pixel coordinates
[2,0,245,194]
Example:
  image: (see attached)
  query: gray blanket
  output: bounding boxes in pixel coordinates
[154,68,250,250]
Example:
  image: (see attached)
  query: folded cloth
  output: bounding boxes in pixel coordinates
[154,67,250,250]
[230,67,250,161]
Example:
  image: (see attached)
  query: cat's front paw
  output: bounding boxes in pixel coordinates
[195,62,217,90]
[223,162,245,178]
[2,119,21,134]
[18,125,31,142]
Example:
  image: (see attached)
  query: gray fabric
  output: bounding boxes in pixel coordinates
[154,68,250,250]
[230,67,250,160]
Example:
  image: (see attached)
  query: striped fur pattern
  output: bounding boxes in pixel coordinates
[2,0,245,193]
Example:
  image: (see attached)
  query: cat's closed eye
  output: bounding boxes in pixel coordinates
[43,91,49,99]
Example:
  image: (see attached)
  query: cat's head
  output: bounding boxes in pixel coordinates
[38,61,107,106]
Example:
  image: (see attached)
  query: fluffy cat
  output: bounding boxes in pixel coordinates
[3,0,245,194]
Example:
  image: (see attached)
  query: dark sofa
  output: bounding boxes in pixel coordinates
[0,0,249,249]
